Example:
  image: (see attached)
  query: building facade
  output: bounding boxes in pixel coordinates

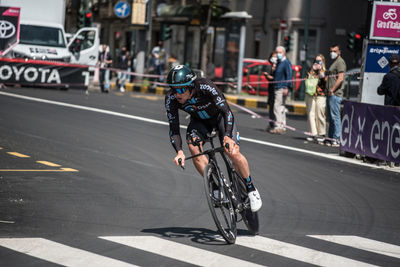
[65,0,370,73]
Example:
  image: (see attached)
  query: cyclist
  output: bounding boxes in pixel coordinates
[165,65,262,212]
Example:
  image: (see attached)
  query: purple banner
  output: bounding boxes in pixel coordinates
[341,101,400,163]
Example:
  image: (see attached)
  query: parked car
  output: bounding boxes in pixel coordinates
[344,68,361,101]
[242,58,302,96]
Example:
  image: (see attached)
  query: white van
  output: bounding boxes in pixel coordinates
[1,0,99,66]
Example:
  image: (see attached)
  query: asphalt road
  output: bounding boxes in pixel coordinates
[0,87,399,266]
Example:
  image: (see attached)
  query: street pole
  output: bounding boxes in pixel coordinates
[299,0,310,101]
[237,23,246,94]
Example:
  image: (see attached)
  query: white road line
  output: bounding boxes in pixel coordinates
[309,235,400,259]
[235,236,377,267]
[0,91,397,172]
[100,236,263,267]
[0,238,137,267]
[0,91,168,127]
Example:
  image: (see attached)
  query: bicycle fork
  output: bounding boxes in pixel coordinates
[219,169,245,215]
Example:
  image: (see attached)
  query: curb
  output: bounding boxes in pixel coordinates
[111,82,307,116]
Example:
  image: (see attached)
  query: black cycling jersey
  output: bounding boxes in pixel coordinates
[165,78,234,152]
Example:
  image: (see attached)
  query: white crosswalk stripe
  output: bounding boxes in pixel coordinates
[0,235,399,266]
[309,235,400,259]
[99,235,263,267]
[235,236,378,267]
[0,238,137,267]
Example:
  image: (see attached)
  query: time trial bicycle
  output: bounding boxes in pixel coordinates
[179,130,259,244]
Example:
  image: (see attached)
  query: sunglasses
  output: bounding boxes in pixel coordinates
[172,87,187,94]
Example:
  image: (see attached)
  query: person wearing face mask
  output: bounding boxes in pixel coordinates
[269,46,292,134]
[326,44,346,147]
[377,54,400,106]
[263,52,278,131]
[305,54,327,143]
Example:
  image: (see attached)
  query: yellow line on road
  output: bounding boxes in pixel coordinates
[0,168,78,172]
[60,168,79,172]
[36,161,61,167]
[7,152,30,158]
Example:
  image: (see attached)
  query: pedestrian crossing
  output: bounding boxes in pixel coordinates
[0,235,399,266]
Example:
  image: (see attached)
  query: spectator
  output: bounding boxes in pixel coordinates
[377,54,400,106]
[116,46,127,91]
[305,54,327,143]
[326,44,346,147]
[269,46,292,134]
[98,44,112,93]
[263,52,278,131]
[116,47,131,92]
[151,41,166,82]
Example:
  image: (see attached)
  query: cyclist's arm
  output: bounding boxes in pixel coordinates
[165,94,182,152]
[205,82,234,138]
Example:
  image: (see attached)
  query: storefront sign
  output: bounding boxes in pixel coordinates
[341,101,400,163]
[370,2,400,41]
[131,0,147,25]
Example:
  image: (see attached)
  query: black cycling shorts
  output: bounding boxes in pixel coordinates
[186,114,240,146]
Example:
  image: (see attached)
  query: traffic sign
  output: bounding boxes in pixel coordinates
[114,1,130,19]
[0,6,20,56]
[280,20,287,30]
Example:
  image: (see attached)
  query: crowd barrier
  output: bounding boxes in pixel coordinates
[0,58,89,89]
[341,100,400,163]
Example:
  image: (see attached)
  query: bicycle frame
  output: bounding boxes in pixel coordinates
[185,134,245,214]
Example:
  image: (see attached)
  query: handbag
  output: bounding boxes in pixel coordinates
[305,74,318,95]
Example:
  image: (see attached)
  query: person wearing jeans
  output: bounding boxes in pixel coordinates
[326,44,346,147]
[270,46,292,134]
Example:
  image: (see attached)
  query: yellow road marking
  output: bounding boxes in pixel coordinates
[60,168,79,172]
[130,94,161,101]
[0,168,78,172]
[36,161,61,167]
[7,152,30,158]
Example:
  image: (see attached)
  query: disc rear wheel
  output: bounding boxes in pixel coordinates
[232,172,259,235]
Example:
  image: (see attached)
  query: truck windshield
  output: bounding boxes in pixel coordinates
[20,25,66,48]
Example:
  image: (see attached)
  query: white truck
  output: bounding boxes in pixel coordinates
[0,0,99,66]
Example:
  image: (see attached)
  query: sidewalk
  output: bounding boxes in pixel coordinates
[107,81,307,116]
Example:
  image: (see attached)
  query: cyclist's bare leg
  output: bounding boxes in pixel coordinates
[188,143,208,176]
[226,145,250,179]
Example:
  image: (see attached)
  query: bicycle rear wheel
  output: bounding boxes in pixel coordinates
[203,163,237,244]
[232,172,259,235]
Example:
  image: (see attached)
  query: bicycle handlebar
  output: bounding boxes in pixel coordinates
[178,158,185,170]
[185,146,225,161]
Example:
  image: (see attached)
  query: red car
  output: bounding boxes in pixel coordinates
[242,58,302,96]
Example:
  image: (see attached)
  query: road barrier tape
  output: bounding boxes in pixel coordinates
[102,65,361,90]
[2,58,360,91]
[241,70,361,86]
[228,101,337,142]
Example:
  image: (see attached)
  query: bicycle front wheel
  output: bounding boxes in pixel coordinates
[203,163,237,244]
